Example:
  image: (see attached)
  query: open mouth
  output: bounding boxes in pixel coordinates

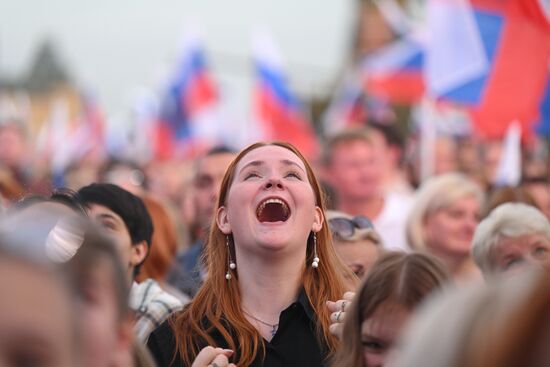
[256,198,291,223]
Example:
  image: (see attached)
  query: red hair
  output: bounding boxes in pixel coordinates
[170,142,355,365]
[137,195,178,282]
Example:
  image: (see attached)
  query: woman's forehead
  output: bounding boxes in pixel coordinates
[236,145,306,171]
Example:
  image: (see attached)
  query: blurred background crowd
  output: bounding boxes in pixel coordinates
[1,0,549,242]
[1,0,550,366]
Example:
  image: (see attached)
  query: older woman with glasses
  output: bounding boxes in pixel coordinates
[472,203,550,277]
[326,210,383,288]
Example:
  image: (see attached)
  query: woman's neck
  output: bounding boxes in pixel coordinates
[237,251,304,322]
[429,246,469,276]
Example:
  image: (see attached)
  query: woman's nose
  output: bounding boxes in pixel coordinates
[264,176,284,190]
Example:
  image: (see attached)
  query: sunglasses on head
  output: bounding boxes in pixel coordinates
[328,215,374,239]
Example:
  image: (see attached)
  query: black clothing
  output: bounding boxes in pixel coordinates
[147,290,328,367]
[165,240,203,297]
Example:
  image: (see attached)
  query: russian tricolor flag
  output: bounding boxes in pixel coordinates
[360,35,425,104]
[251,32,319,159]
[323,71,368,134]
[427,0,550,139]
[155,31,220,159]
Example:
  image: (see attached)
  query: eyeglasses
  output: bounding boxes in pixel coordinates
[328,215,374,239]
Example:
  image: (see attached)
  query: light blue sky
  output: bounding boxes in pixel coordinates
[0,0,357,120]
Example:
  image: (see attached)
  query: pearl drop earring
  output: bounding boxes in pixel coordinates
[312,232,319,268]
[226,235,236,280]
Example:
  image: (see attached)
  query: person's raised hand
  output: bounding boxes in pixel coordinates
[326,291,355,338]
[191,346,236,367]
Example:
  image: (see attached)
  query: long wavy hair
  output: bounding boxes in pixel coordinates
[170,141,355,366]
[332,251,451,367]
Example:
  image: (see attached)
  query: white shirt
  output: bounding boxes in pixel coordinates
[373,192,414,251]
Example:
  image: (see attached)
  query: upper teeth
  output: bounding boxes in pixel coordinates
[257,198,289,214]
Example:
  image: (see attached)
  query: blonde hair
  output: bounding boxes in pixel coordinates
[406,173,484,250]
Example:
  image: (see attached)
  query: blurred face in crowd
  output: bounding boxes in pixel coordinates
[0,258,76,367]
[369,129,400,174]
[73,256,133,367]
[87,203,147,281]
[424,195,480,257]
[490,233,550,274]
[325,139,383,202]
[433,137,458,175]
[146,161,187,202]
[194,152,235,233]
[361,302,410,367]
[333,239,379,287]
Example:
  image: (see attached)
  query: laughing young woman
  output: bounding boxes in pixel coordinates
[147,142,354,367]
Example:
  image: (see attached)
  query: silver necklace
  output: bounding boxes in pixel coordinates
[243,310,279,337]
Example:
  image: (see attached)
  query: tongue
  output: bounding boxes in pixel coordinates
[258,202,288,222]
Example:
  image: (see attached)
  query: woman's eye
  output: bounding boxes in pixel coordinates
[100,221,116,231]
[285,171,302,180]
[244,172,260,180]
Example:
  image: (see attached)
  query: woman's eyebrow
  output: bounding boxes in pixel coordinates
[281,159,306,173]
[239,159,305,173]
[239,160,264,172]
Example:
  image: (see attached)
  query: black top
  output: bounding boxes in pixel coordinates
[147,290,328,367]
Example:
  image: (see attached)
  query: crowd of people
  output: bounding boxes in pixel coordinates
[2,120,550,367]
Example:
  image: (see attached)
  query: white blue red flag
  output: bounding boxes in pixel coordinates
[360,34,425,104]
[251,32,319,159]
[155,31,220,159]
[427,0,550,139]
